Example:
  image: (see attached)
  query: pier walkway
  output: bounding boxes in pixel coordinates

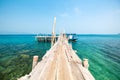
[18,34,95,80]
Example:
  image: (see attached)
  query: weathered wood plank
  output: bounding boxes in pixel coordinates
[57,44,74,80]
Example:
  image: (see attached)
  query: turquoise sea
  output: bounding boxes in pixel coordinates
[0,34,120,80]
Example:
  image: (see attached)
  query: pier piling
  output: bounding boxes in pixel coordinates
[83,58,89,69]
[32,56,39,69]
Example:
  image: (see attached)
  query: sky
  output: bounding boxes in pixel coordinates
[0,0,120,34]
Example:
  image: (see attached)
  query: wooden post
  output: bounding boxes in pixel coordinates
[32,56,39,69]
[83,59,89,69]
[51,16,56,47]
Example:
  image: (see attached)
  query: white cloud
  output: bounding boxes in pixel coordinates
[59,7,81,17]
[115,10,120,14]
[74,7,81,15]
[60,13,69,17]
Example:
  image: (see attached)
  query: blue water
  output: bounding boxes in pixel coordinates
[0,34,120,80]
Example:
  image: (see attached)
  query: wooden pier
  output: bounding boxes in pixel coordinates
[18,34,95,80]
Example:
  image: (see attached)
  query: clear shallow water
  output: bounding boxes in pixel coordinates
[0,35,120,80]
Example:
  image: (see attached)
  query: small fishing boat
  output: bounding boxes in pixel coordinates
[66,33,77,41]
